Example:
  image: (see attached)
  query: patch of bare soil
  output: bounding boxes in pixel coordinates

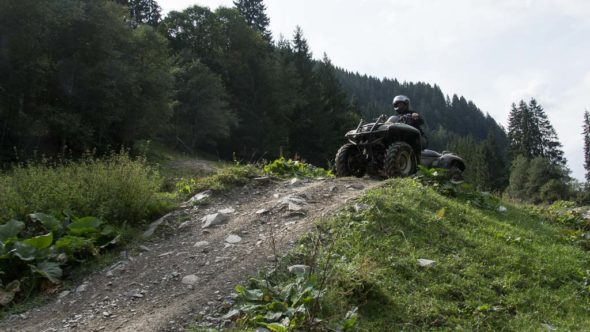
[1,177,380,332]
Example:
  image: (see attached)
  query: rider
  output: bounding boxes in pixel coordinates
[390,95,424,131]
[389,95,427,147]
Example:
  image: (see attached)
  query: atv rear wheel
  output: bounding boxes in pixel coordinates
[448,166,464,182]
[335,143,366,177]
[384,142,416,177]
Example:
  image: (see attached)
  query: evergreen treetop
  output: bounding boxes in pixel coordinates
[233,0,272,41]
[115,0,162,27]
[507,98,566,168]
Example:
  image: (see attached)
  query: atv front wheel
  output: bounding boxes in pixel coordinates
[335,143,366,177]
[384,142,416,177]
[448,166,464,182]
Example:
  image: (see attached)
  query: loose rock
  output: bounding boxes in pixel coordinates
[347,184,365,190]
[256,208,269,215]
[142,212,173,238]
[288,202,304,211]
[417,259,436,268]
[279,195,307,206]
[76,283,88,293]
[219,208,235,214]
[178,220,197,229]
[194,241,209,247]
[191,191,211,202]
[202,213,229,229]
[225,234,242,244]
[181,275,200,286]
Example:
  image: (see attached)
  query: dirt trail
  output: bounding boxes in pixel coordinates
[3,177,380,332]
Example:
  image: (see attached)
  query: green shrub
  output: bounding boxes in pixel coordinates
[263,157,333,179]
[0,152,165,224]
[534,201,588,231]
[175,164,261,199]
[0,213,119,306]
[414,166,500,210]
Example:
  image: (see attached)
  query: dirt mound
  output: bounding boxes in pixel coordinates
[2,177,380,332]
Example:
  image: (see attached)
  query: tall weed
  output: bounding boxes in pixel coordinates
[0,152,165,224]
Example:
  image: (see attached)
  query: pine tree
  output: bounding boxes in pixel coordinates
[507,98,566,168]
[115,0,161,27]
[584,110,590,183]
[506,99,572,201]
[529,99,566,167]
[507,101,541,160]
[233,0,271,40]
[292,26,313,77]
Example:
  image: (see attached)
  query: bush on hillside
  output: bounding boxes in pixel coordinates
[0,213,120,306]
[175,164,261,199]
[263,157,333,178]
[0,152,165,224]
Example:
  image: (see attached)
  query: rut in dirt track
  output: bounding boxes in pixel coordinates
[2,176,381,332]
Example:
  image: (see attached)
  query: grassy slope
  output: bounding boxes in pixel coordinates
[317,178,590,331]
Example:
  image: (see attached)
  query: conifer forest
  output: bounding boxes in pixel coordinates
[0,0,588,202]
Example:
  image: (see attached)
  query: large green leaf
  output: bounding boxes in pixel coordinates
[11,242,37,261]
[264,311,284,322]
[55,235,94,253]
[244,288,264,301]
[29,213,63,233]
[261,323,288,332]
[0,220,25,242]
[29,261,62,284]
[67,217,103,236]
[235,284,264,301]
[342,307,358,331]
[23,232,53,250]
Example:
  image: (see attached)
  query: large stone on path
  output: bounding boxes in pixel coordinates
[181,275,199,286]
[201,213,229,229]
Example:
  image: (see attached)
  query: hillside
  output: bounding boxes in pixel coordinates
[219,178,590,331]
[2,163,589,331]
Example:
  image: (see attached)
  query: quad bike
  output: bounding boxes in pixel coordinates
[335,114,466,179]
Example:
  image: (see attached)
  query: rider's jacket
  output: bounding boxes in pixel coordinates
[397,109,424,132]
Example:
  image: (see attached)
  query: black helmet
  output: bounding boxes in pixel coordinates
[393,95,410,113]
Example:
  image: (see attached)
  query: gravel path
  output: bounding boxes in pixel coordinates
[2,176,380,332]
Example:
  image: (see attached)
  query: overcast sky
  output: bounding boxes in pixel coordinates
[160,0,590,182]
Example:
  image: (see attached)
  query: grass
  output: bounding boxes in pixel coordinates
[0,152,168,224]
[174,164,262,200]
[0,152,172,312]
[231,178,590,331]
